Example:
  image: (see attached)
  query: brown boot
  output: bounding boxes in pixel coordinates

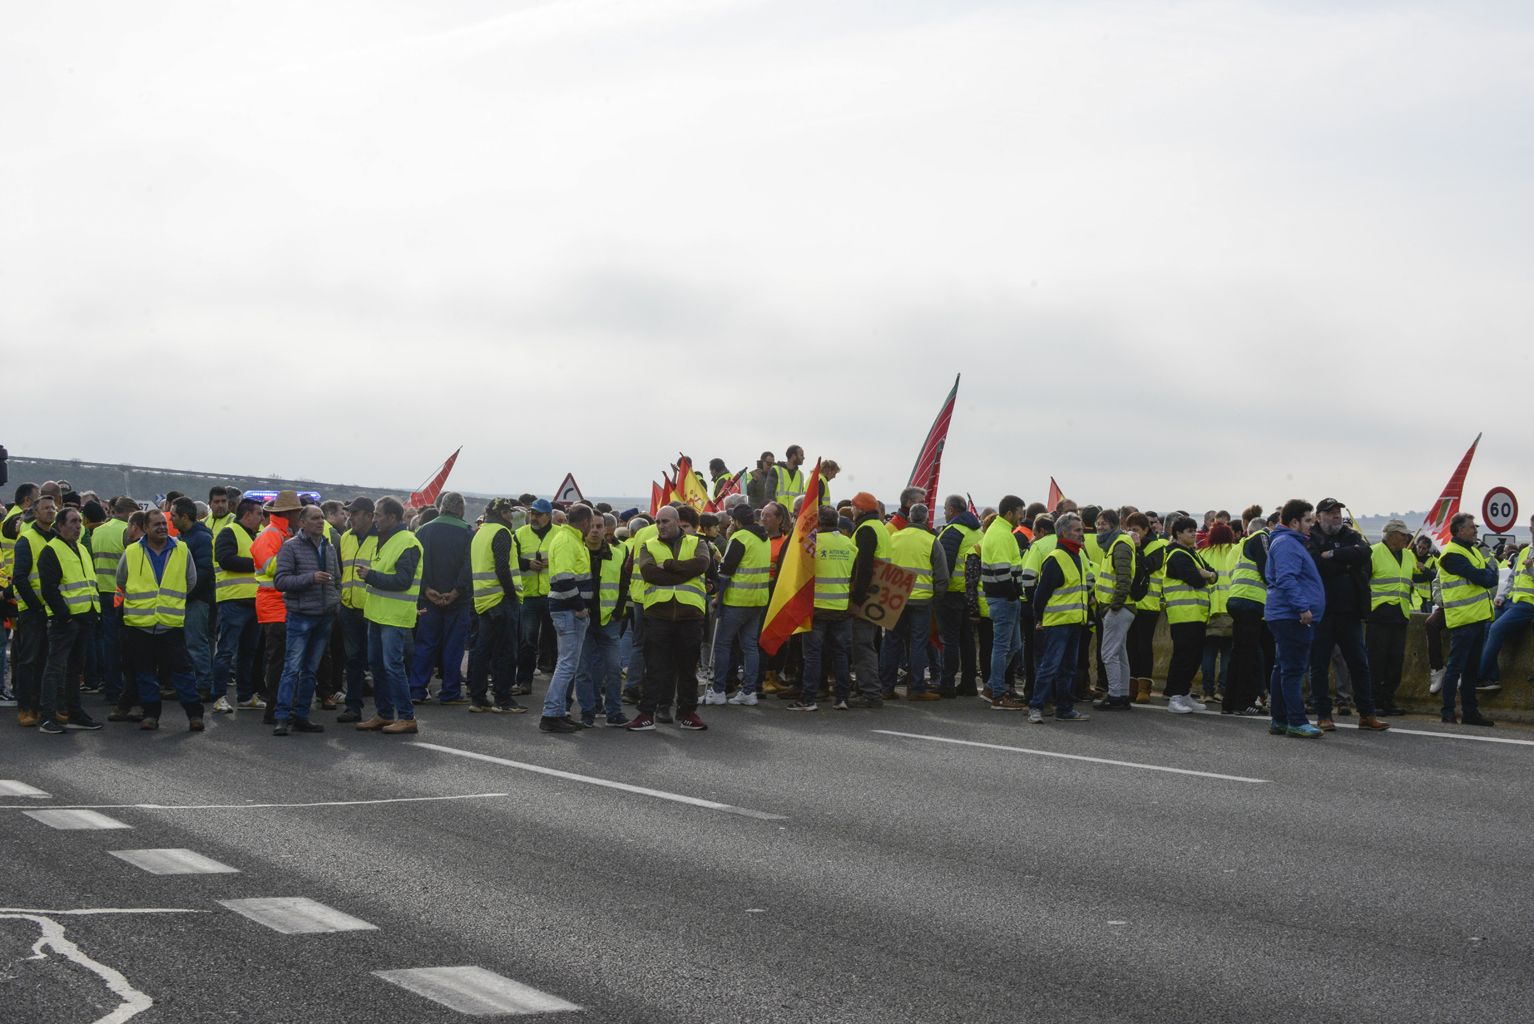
[355,715,392,731]
[17,710,39,728]
[381,719,419,734]
[1357,715,1390,731]
[1130,679,1148,703]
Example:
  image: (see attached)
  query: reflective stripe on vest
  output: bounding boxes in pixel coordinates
[514,524,554,598]
[813,530,856,611]
[1369,542,1416,619]
[89,518,128,593]
[1510,552,1534,607]
[641,534,706,611]
[1229,530,1268,606]
[215,523,258,602]
[15,524,51,614]
[470,522,512,614]
[1438,541,1494,629]
[49,537,101,616]
[723,530,771,608]
[889,526,936,603]
[122,542,188,628]
[1042,547,1088,627]
[597,545,625,625]
[1134,537,1168,612]
[1093,533,1137,605]
[940,523,980,593]
[365,529,423,627]
[340,529,379,611]
[1162,547,1211,624]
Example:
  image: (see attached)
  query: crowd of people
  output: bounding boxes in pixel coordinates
[1,455,1530,741]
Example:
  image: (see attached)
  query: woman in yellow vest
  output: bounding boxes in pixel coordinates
[1226,511,1273,716]
[1161,515,1217,714]
[789,506,856,712]
[1198,522,1241,704]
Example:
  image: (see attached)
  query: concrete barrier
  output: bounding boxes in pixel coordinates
[1144,612,1534,724]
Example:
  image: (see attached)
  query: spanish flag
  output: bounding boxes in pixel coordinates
[675,454,711,511]
[759,459,822,655]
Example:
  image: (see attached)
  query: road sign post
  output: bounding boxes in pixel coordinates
[1481,487,1518,534]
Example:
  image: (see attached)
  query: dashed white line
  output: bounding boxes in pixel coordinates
[873,730,1270,783]
[218,897,378,935]
[0,792,513,812]
[412,741,788,820]
[24,809,132,830]
[374,966,580,1016]
[110,849,240,876]
[0,780,50,797]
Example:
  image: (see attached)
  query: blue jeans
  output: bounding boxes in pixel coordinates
[410,603,469,700]
[803,617,852,701]
[1478,600,1534,682]
[1267,618,1313,727]
[1030,624,1080,712]
[576,617,623,719]
[709,604,763,695]
[1200,635,1231,697]
[987,598,1022,697]
[367,622,414,721]
[624,604,646,690]
[543,610,587,718]
[468,600,519,706]
[95,600,125,700]
[339,606,369,713]
[276,611,332,721]
[184,599,214,697]
[879,602,933,693]
[518,595,550,685]
[1442,621,1486,719]
[212,600,259,701]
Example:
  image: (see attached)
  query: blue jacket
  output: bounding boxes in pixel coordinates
[1264,526,1326,623]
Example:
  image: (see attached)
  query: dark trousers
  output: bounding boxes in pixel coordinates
[12,610,48,713]
[94,601,126,700]
[339,606,370,713]
[316,613,345,700]
[803,617,853,701]
[261,621,284,708]
[1366,614,1408,709]
[212,599,258,701]
[40,615,90,722]
[1127,611,1158,679]
[1309,614,1374,717]
[124,627,203,721]
[1441,621,1486,719]
[410,603,469,700]
[936,592,976,693]
[468,600,519,706]
[639,615,702,715]
[517,595,550,685]
[1165,621,1205,697]
[1226,601,1269,712]
[1017,602,1037,694]
[1425,606,1446,671]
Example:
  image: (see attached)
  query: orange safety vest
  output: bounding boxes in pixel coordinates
[252,517,294,624]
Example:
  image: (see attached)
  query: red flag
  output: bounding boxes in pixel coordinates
[707,467,746,511]
[409,447,461,507]
[966,492,978,517]
[649,481,664,518]
[760,459,823,655]
[907,374,960,511]
[1046,477,1064,511]
[1420,433,1481,546]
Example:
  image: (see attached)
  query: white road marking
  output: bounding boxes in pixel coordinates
[0,792,512,812]
[109,849,240,875]
[0,780,50,797]
[218,897,377,935]
[24,809,132,830]
[874,730,1270,783]
[412,741,789,820]
[0,907,205,916]
[2,912,156,1024]
[374,966,580,1016]
[1151,704,1534,746]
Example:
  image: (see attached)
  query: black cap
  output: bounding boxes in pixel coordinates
[729,503,754,522]
[1317,497,1345,513]
[344,496,375,514]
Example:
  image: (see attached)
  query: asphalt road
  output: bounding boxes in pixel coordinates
[3,684,1532,1024]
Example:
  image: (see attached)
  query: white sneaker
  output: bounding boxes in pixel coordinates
[701,689,728,706]
[1428,668,1445,694]
[727,691,758,706]
[1167,695,1193,714]
[212,697,234,714]
[1185,694,1208,712]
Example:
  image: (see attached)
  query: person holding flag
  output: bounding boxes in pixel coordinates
[788,505,856,711]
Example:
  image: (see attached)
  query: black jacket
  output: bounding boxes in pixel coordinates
[1306,526,1371,618]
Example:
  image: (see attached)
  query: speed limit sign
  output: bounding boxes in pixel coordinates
[1482,487,1519,534]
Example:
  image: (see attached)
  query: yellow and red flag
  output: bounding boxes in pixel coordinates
[760,458,823,655]
[675,454,711,511]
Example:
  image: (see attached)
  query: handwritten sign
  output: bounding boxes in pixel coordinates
[852,557,916,627]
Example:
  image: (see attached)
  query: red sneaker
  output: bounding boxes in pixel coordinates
[677,712,708,731]
[625,713,656,732]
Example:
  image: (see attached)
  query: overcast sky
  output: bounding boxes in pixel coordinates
[4,0,1531,515]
